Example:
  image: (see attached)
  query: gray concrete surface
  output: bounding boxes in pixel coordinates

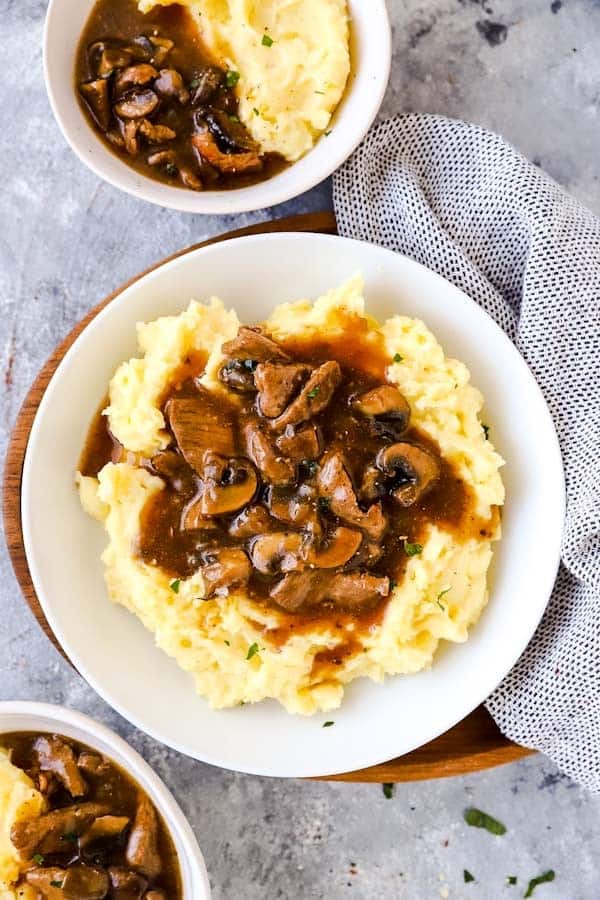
[2,0,600,897]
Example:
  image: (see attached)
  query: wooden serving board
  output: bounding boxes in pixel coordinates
[3,211,533,782]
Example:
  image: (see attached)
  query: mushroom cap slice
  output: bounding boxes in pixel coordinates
[114,88,159,119]
[317,451,387,541]
[308,527,362,569]
[376,442,440,507]
[249,532,306,575]
[353,384,410,437]
[199,453,258,516]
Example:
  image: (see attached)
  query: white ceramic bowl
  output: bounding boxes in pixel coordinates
[21,233,565,778]
[0,701,211,898]
[43,0,391,214]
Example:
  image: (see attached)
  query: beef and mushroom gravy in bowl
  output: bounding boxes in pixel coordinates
[0,704,210,899]
[77,273,505,716]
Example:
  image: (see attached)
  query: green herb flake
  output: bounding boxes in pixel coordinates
[33,854,44,865]
[225,70,240,88]
[253,107,260,116]
[463,870,475,883]
[165,162,178,177]
[315,89,325,95]
[393,352,403,363]
[224,640,230,646]
[170,579,181,594]
[404,541,423,557]
[524,871,555,898]
[246,642,260,660]
[63,830,78,843]
[323,720,334,728]
[506,876,517,886]
[482,423,490,440]
[189,77,200,91]
[228,113,240,123]
[307,385,321,400]
[50,883,63,889]
[463,807,506,835]
[262,33,274,47]
[382,783,395,799]
[436,587,451,611]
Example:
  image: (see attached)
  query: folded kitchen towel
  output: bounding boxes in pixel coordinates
[333,114,600,791]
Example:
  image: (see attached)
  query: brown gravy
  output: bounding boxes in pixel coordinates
[75,0,287,191]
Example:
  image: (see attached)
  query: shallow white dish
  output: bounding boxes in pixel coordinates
[0,701,211,898]
[43,0,391,214]
[21,232,565,777]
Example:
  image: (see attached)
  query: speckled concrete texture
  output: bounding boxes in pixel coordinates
[2,0,600,897]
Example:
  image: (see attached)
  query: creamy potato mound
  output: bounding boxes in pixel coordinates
[138,0,350,161]
[78,275,505,715]
[0,750,44,898]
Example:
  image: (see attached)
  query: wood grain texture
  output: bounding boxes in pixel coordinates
[2,211,533,782]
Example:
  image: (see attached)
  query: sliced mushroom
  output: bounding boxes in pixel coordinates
[11,802,109,858]
[181,497,220,532]
[60,864,110,899]
[359,465,386,503]
[192,128,262,175]
[353,384,411,439]
[34,735,88,798]
[219,358,259,393]
[148,35,174,66]
[79,79,111,130]
[202,548,251,595]
[267,491,320,530]
[125,794,161,880]
[202,109,258,154]
[25,867,68,898]
[190,65,224,105]
[275,424,320,462]
[165,393,236,471]
[79,814,130,851]
[347,540,384,570]
[150,450,195,493]
[76,751,112,780]
[128,34,155,61]
[108,867,148,900]
[244,420,295,486]
[317,452,387,541]
[273,361,342,430]
[199,452,258,516]
[229,505,277,538]
[154,68,189,103]
[254,362,311,418]
[114,89,159,119]
[221,326,290,363]
[147,149,176,167]
[89,42,132,77]
[376,442,440,506]
[138,119,176,142]
[308,527,362,569]
[250,533,306,575]
[179,167,203,190]
[114,63,158,94]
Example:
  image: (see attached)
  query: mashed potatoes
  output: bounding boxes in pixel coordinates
[0,750,44,898]
[78,275,504,715]
[138,0,350,161]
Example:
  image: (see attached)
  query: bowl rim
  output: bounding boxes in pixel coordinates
[42,0,392,214]
[18,231,566,777]
[0,700,211,899]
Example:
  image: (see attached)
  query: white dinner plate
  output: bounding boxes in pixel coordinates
[21,233,565,777]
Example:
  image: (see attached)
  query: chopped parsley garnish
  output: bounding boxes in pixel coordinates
[33,853,44,865]
[382,783,395,799]
[404,541,423,557]
[323,720,334,727]
[253,107,260,116]
[165,162,178,177]
[262,33,274,47]
[50,883,63,889]
[63,831,78,842]
[189,77,200,91]
[463,870,475,883]
[170,579,180,593]
[436,587,451,610]
[225,70,240,88]
[482,423,490,440]
[524,871,555,897]
[463,807,506,835]
[506,876,517,886]
[307,385,321,399]
[324,130,332,136]
[224,640,230,646]
[315,89,325,95]
[228,113,240,123]
[393,352,403,363]
[246,642,260,660]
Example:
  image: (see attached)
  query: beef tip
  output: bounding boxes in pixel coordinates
[61,864,110,899]
[79,79,111,130]
[149,450,195,493]
[202,547,251,596]
[138,120,176,142]
[154,68,189,103]
[114,88,160,119]
[77,752,112,780]
[79,814,130,851]
[273,361,342,430]
[276,424,320,462]
[179,166,203,190]
[229,505,277,538]
[192,128,262,174]
[144,892,167,900]
[108,867,148,900]
[270,570,389,613]
[317,452,387,540]
[11,802,108,858]
[190,65,224,105]
[121,119,140,155]
[125,794,162,880]
[254,362,311,418]
[165,390,236,472]
[218,358,258,393]
[114,64,158,94]
[244,420,295,486]
[34,735,88,798]
[221,326,290,363]
[269,571,320,612]
[25,867,68,897]
[267,490,319,530]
